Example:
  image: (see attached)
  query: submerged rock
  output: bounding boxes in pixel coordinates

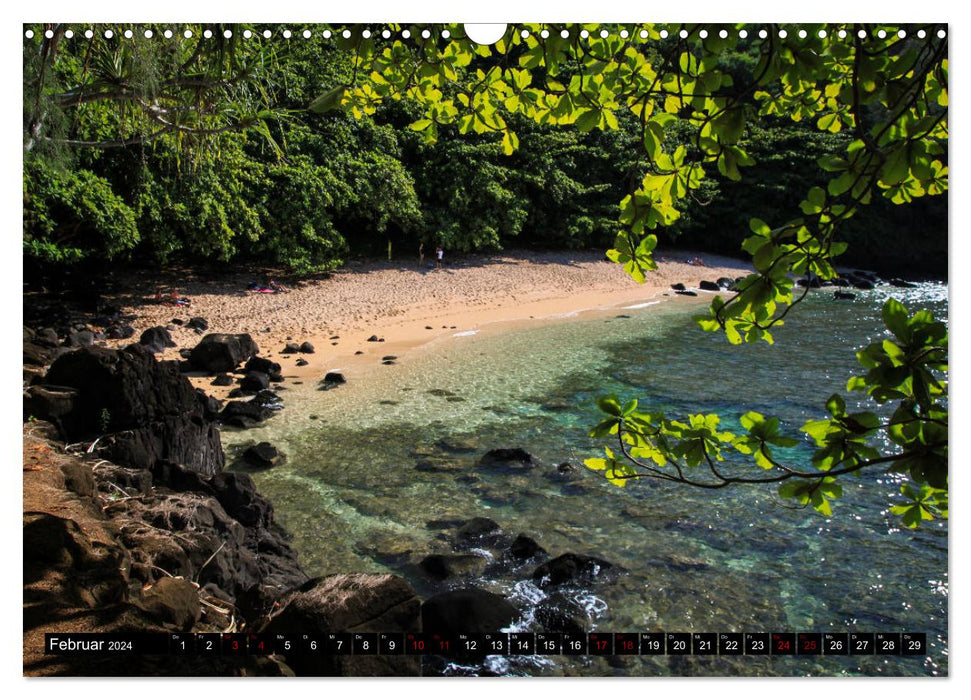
[532,553,615,588]
[139,326,176,354]
[243,442,281,468]
[419,553,488,580]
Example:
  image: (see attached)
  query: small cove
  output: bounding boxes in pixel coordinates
[223,283,948,676]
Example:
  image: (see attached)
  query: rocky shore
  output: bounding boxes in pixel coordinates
[23,325,625,677]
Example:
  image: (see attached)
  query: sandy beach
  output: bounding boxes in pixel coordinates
[100,249,752,395]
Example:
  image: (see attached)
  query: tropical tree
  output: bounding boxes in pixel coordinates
[319,22,948,525]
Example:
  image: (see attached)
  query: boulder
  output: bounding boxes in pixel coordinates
[104,324,136,340]
[670,283,686,291]
[220,399,275,428]
[534,590,592,634]
[243,442,281,468]
[295,358,309,367]
[367,335,379,342]
[245,356,282,377]
[139,326,176,354]
[716,277,735,290]
[240,371,270,393]
[187,317,209,332]
[23,385,79,425]
[421,588,519,634]
[418,553,488,580]
[321,372,346,388]
[456,517,503,543]
[24,342,55,367]
[509,534,546,560]
[674,290,698,296]
[41,346,224,477]
[137,577,201,630]
[188,334,259,373]
[281,343,300,354]
[834,290,857,300]
[68,329,96,347]
[699,280,720,291]
[263,574,421,677]
[211,373,234,386]
[532,553,615,588]
[299,342,315,354]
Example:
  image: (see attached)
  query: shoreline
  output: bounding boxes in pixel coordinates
[92,249,754,397]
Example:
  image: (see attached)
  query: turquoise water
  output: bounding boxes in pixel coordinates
[224,284,948,677]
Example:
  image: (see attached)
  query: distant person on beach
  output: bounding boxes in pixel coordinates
[156,286,191,306]
[436,246,444,269]
[419,242,425,269]
[268,279,288,293]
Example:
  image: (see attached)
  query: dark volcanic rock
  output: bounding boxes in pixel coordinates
[188,334,259,373]
[421,588,519,635]
[535,590,592,634]
[211,373,234,386]
[478,448,537,472]
[834,290,857,300]
[24,342,56,367]
[41,345,224,477]
[716,277,734,290]
[532,553,615,588]
[220,399,275,428]
[699,280,720,291]
[23,385,79,426]
[139,326,176,354]
[187,316,209,332]
[674,290,698,296]
[281,343,300,354]
[367,335,379,342]
[264,574,421,676]
[34,327,60,347]
[104,323,136,340]
[243,442,281,468]
[419,553,488,580]
[240,371,270,393]
[509,534,546,560]
[321,372,346,389]
[455,517,503,543]
[299,342,315,354]
[245,356,282,377]
[670,283,686,291]
[295,358,308,367]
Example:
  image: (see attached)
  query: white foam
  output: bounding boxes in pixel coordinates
[621,301,662,309]
[452,330,478,337]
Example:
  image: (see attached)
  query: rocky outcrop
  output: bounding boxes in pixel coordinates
[38,345,224,477]
[532,553,615,588]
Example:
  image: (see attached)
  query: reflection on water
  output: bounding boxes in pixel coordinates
[224,284,948,676]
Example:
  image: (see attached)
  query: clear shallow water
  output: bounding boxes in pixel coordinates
[224,284,948,677]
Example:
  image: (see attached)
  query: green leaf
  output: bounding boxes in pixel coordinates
[309,85,346,113]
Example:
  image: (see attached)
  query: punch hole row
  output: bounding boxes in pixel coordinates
[24,25,947,42]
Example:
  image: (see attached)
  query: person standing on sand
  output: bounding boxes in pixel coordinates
[436,246,444,269]
[419,242,425,268]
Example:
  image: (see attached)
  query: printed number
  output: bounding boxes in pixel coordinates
[284,641,291,651]
[179,641,185,650]
[310,641,318,650]
[388,641,396,650]
[205,640,213,651]
[673,640,686,651]
[232,641,239,651]
[856,640,869,650]
[908,640,921,650]
[726,640,738,650]
[752,640,764,651]
[517,641,529,651]
[336,640,343,649]
[466,641,477,650]
[882,641,894,651]
[698,640,711,651]
[569,641,581,650]
[645,640,660,650]
[622,641,634,651]
[414,640,425,651]
[831,640,843,650]
[491,641,504,651]
[777,640,790,651]
[804,640,817,651]
[362,641,369,650]
[596,640,607,651]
